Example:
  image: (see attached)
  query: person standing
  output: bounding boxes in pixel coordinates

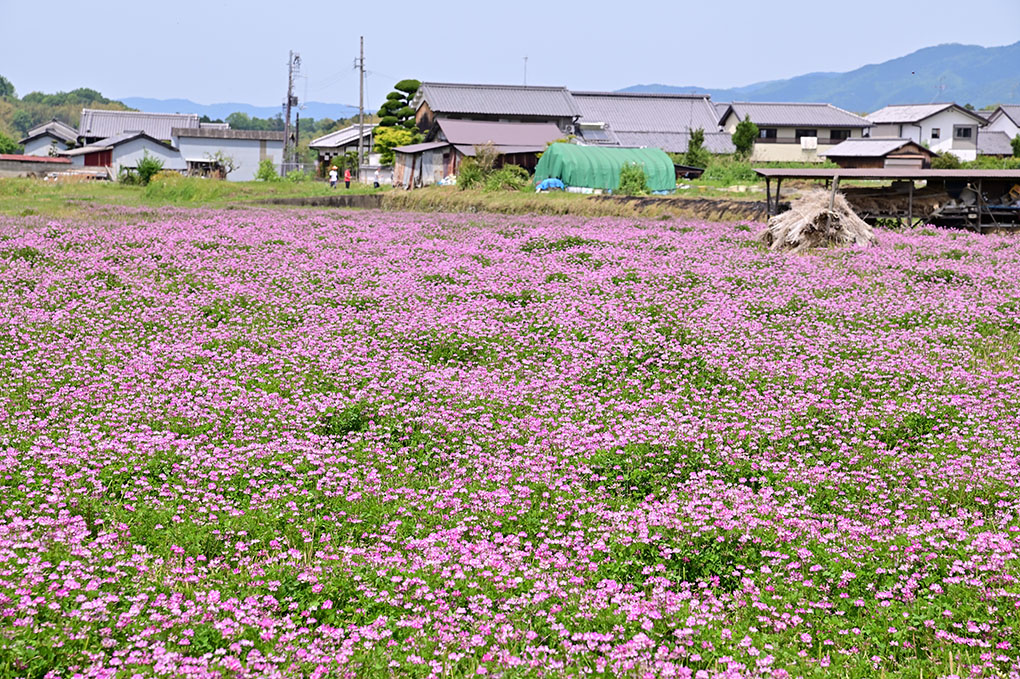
[373,168,380,189]
[328,166,338,189]
[344,167,352,189]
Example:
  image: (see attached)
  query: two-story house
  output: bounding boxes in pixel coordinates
[717,102,870,162]
[866,103,988,162]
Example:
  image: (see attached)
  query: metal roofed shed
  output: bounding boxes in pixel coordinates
[754,167,1020,230]
[533,144,675,193]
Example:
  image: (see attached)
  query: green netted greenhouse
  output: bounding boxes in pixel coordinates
[533,143,676,192]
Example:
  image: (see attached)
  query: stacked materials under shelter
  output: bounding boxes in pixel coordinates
[533,144,675,192]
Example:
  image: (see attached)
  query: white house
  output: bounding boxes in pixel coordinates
[717,102,870,162]
[984,106,1020,141]
[18,119,78,156]
[59,132,186,175]
[866,103,987,162]
[171,128,284,181]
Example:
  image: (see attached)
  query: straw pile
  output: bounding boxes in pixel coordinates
[759,188,877,253]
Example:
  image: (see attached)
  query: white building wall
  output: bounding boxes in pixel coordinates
[871,110,982,161]
[175,137,284,181]
[112,138,186,175]
[23,136,70,157]
[986,113,1019,139]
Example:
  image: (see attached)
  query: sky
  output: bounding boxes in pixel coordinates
[2,0,1019,107]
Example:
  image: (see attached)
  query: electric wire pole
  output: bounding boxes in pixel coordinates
[356,37,365,179]
[283,51,301,170]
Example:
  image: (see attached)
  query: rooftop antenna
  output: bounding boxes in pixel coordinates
[523,56,528,86]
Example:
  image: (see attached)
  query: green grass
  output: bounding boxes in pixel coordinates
[0,176,387,216]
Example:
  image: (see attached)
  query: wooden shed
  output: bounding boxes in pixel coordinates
[821,138,937,169]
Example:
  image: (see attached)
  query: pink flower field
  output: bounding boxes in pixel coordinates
[1,208,1019,678]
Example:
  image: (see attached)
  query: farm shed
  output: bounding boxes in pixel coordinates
[393,120,564,189]
[572,92,734,154]
[756,167,1020,230]
[719,102,870,163]
[392,141,449,190]
[172,127,284,181]
[18,119,78,156]
[59,132,186,175]
[413,82,579,135]
[0,154,72,178]
[309,124,379,173]
[866,103,987,162]
[821,138,936,169]
[533,143,675,192]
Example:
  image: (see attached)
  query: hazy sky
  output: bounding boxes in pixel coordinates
[2,0,1018,107]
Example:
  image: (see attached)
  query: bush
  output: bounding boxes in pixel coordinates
[700,156,758,184]
[118,167,141,185]
[143,173,231,203]
[457,158,484,190]
[932,153,961,169]
[1013,134,1020,158]
[256,158,279,181]
[135,151,164,185]
[285,169,312,183]
[484,165,530,192]
[683,128,711,169]
[732,115,758,159]
[618,163,648,196]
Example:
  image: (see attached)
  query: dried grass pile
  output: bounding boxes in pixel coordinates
[759,189,877,253]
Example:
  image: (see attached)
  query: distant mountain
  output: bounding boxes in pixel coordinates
[622,42,1020,113]
[118,97,364,122]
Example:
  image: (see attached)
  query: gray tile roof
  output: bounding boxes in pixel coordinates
[436,119,563,147]
[572,92,722,135]
[21,119,78,144]
[309,124,376,149]
[821,138,931,158]
[611,130,735,154]
[416,82,579,117]
[59,131,176,156]
[993,105,1020,127]
[866,103,986,125]
[78,108,199,140]
[724,102,869,128]
[978,130,1015,156]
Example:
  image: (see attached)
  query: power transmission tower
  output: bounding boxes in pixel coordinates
[283,51,301,170]
[356,37,365,179]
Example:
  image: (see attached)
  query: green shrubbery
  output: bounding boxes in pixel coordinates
[256,158,279,182]
[457,158,484,189]
[484,165,530,192]
[617,163,649,196]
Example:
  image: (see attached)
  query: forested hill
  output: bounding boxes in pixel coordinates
[0,78,132,141]
[622,41,1020,112]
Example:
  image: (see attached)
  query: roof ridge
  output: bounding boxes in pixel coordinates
[422,82,570,92]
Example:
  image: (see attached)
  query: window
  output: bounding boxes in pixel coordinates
[795,129,818,140]
[830,129,851,141]
[954,126,973,139]
[930,128,940,139]
[759,128,777,139]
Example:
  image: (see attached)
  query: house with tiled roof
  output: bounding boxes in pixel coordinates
[718,102,870,163]
[984,106,1020,143]
[18,119,78,157]
[413,82,579,135]
[866,103,988,162]
[572,92,734,154]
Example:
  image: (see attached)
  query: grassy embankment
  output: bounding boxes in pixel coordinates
[0,175,385,218]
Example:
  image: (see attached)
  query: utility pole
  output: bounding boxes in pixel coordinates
[523,56,528,86]
[357,36,365,180]
[283,51,301,170]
